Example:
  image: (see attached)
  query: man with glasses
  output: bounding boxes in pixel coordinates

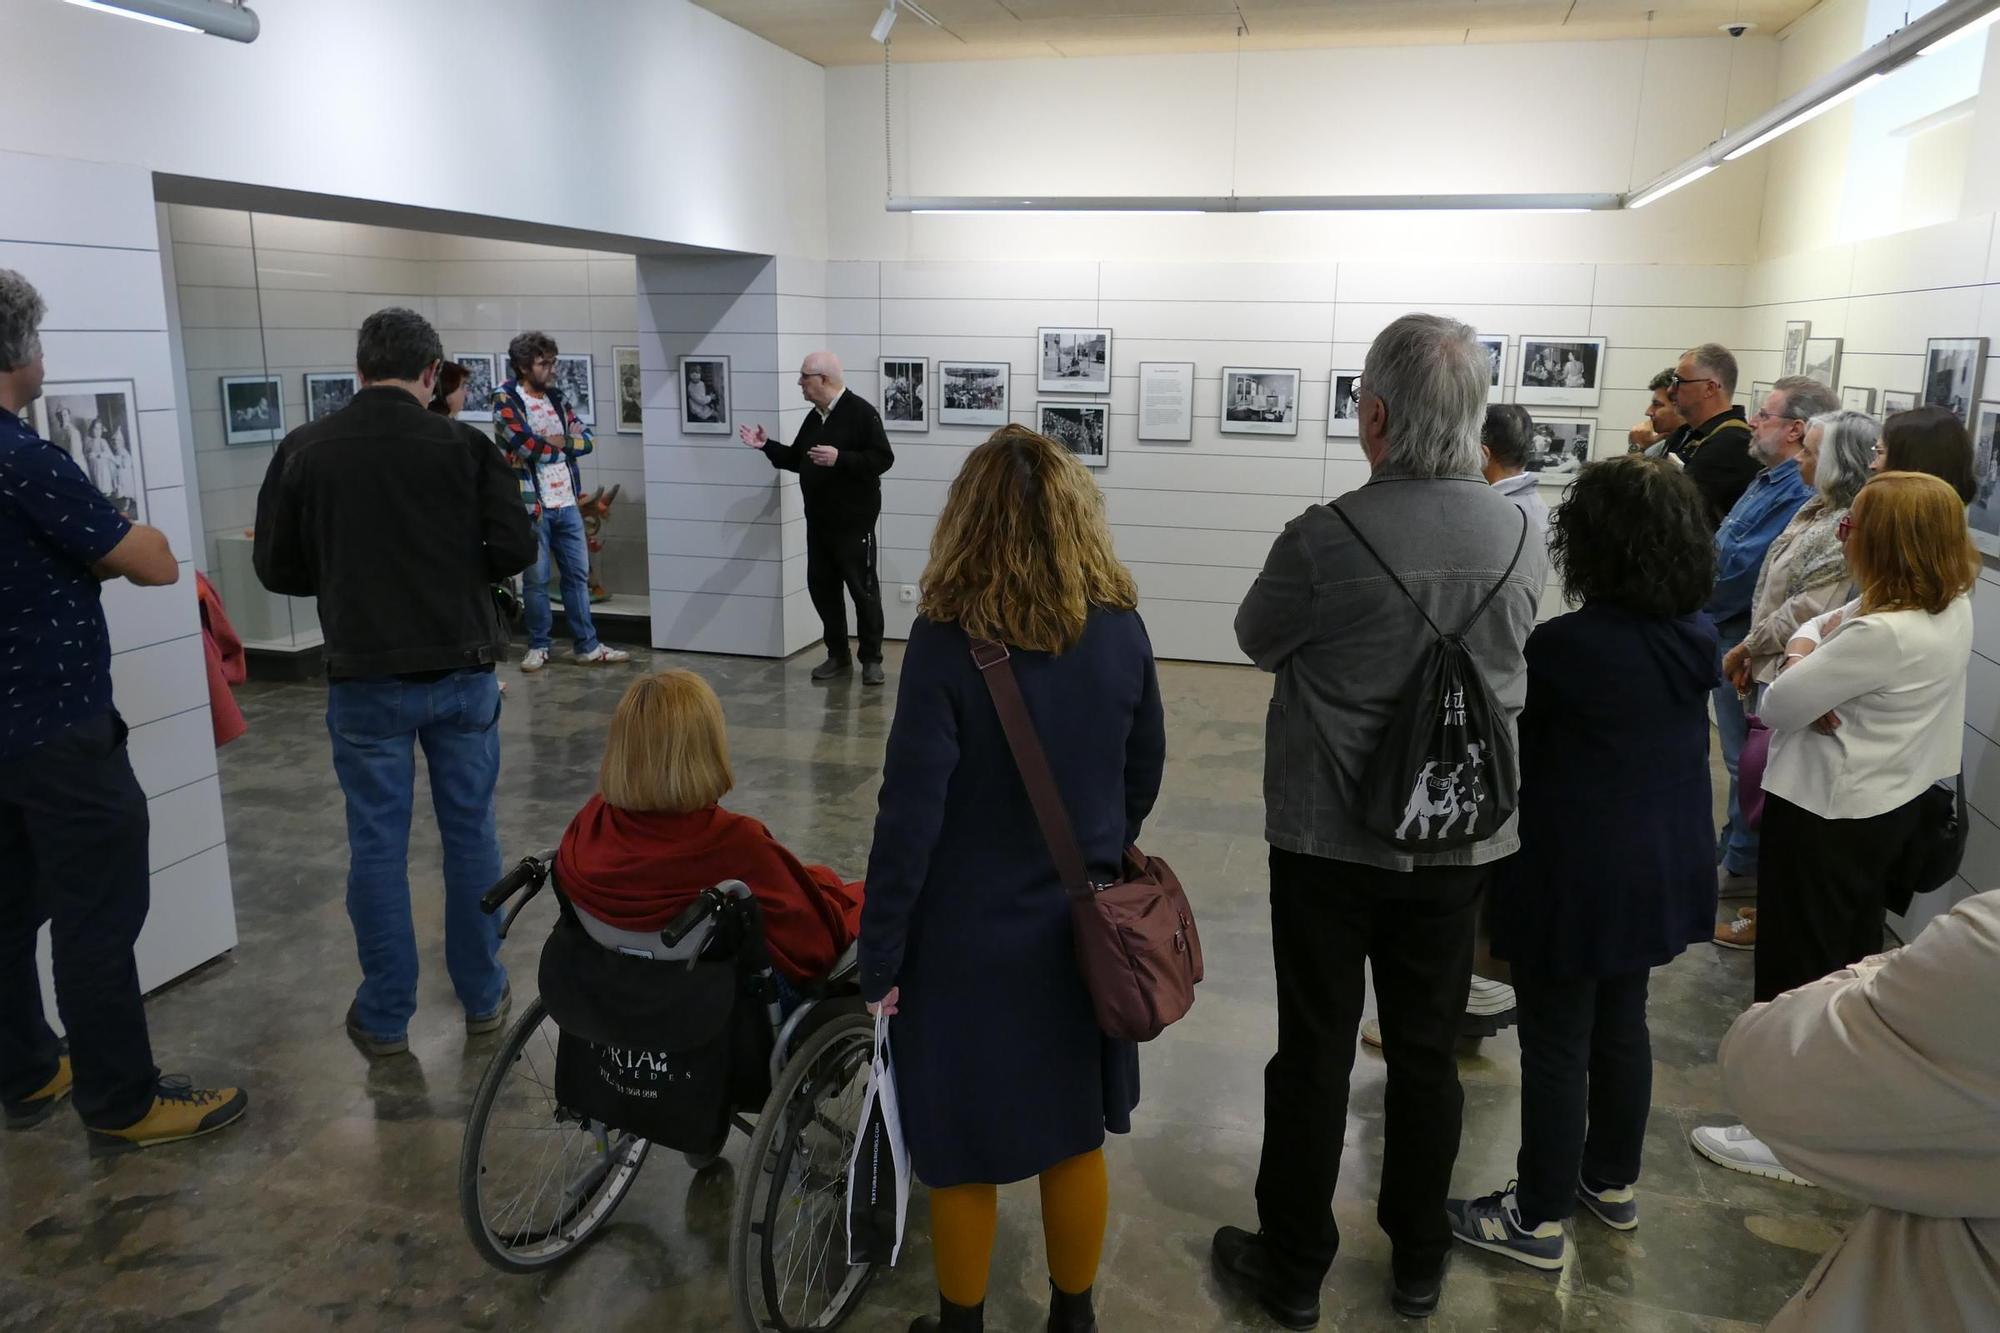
[1706,375,1840,901]
[1668,344,1759,529]
[740,352,895,685]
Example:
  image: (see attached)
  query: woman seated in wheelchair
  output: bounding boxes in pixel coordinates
[555,669,862,992]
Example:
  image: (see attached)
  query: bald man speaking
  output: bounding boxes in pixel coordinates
[740,352,896,684]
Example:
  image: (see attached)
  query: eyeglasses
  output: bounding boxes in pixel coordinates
[797,372,826,382]
[1669,374,1720,390]
[1836,513,1853,542]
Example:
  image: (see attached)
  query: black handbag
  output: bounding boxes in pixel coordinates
[1887,774,1967,916]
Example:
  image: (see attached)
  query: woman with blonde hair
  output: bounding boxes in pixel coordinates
[1693,471,1978,1185]
[862,425,1166,1333]
[555,669,860,983]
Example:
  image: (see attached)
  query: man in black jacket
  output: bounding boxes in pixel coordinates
[1668,343,1759,529]
[739,351,895,684]
[255,307,537,1060]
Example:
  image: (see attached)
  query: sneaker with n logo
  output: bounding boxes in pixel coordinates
[86,1076,248,1153]
[1446,1184,1567,1271]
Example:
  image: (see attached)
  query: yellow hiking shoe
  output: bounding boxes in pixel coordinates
[4,1055,73,1130]
[86,1076,248,1153]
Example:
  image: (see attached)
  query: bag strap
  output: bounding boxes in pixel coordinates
[1329,499,1529,641]
[969,639,1095,901]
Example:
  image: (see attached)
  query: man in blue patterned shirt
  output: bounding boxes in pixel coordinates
[0,268,248,1151]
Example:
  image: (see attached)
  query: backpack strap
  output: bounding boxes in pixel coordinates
[1330,499,1529,641]
[968,638,1096,901]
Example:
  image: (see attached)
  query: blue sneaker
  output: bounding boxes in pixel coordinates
[1575,1175,1639,1231]
[1446,1184,1567,1271]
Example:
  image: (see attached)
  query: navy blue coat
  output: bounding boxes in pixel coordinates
[1491,603,1720,978]
[860,609,1165,1188]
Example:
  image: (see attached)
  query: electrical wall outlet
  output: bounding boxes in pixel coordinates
[899,584,917,603]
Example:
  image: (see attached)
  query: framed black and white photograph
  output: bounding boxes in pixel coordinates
[879,357,928,433]
[679,355,731,435]
[1923,337,1988,426]
[1220,367,1301,436]
[1039,401,1108,469]
[1802,337,1842,391]
[613,346,643,435]
[305,371,357,422]
[1477,336,1506,403]
[1782,320,1811,377]
[1841,385,1876,415]
[938,360,1010,428]
[1525,418,1596,484]
[1516,337,1605,408]
[1749,380,1775,408]
[453,353,498,423]
[220,374,284,446]
[30,379,143,522]
[553,353,595,425]
[1136,361,1194,442]
[1039,327,1111,394]
[1881,389,1916,416]
[1969,401,2000,556]
[1329,371,1363,439]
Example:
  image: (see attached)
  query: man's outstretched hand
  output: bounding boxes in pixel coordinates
[739,423,768,449]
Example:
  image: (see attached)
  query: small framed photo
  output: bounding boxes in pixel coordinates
[1135,361,1195,442]
[1329,370,1363,438]
[938,360,1010,427]
[1802,337,1843,391]
[1039,327,1111,394]
[304,371,357,422]
[1969,401,2000,556]
[679,355,731,435]
[1038,400,1108,468]
[613,346,643,434]
[1526,417,1596,484]
[1516,337,1605,408]
[30,379,144,522]
[1881,389,1916,416]
[1220,367,1301,436]
[1477,336,1507,403]
[220,374,284,446]
[879,356,928,433]
[1749,380,1775,407]
[552,353,595,425]
[1923,337,1989,426]
[451,353,498,422]
[1840,385,1876,414]
[1782,320,1811,377]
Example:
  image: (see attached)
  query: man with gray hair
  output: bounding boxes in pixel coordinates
[1669,342,1759,528]
[1214,313,1547,1326]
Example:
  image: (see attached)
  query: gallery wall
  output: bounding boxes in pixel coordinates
[0,149,238,999]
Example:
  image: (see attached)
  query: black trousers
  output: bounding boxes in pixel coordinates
[0,712,159,1128]
[1756,792,1919,1003]
[1256,847,1485,1292]
[1512,965,1652,1226]
[806,521,884,665]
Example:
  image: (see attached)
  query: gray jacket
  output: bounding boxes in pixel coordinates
[1235,468,1547,871]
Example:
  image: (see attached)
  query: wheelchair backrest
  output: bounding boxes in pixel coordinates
[567,879,753,965]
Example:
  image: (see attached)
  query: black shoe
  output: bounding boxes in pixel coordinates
[1211,1226,1320,1330]
[811,657,852,682]
[1390,1262,1447,1318]
[909,1294,984,1333]
[862,662,887,687]
[1048,1281,1097,1332]
[344,1004,409,1058]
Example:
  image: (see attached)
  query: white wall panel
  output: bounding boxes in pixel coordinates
[126,704,221,798]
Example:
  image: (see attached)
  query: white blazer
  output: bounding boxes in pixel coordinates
[1760,595,1972,820]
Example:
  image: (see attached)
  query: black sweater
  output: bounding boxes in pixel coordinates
[1680,407,1759,531]
[253,386,537,676]
[759,390,895,528]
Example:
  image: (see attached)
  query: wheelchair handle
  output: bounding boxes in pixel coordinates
[658,880,754,949]
[480,853,553,915]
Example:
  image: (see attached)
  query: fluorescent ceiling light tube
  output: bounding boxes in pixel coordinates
[1626,163,1716,209]
[62,0,259,40]
[64,0,197,30]
[1723,73,1886,160]
[1921,6,2000,56]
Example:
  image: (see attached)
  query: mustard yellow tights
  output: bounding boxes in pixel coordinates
[928,1147,1109,1306]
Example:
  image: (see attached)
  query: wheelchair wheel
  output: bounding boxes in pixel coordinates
[729,1009,878,1332]
[458,995,652,1272]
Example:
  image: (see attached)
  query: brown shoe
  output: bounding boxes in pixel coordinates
[86,1077,248,1153]
[4,1055,72,1130]
[1738,906,1757,921]
[1713,915,1756,951]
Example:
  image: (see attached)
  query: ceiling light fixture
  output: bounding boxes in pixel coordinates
[891,193,1619,214]
[62,0,259,41]
[870,0,941,45]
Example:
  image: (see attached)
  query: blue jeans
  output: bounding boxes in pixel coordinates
[327,669,507,1039]
[1711,620,1756,876]
[525,506,600,654]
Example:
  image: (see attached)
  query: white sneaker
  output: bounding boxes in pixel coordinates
[574,644,631,665]
[519,648,548,673]
[1466,977,1517,1016]
[1690,1124,1814,1186]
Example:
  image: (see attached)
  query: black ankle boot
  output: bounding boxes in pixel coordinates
[909,1294,984,1333]
[1048,1281,1098,1331]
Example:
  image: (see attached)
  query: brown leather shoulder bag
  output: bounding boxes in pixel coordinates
[971,638,1203,1042]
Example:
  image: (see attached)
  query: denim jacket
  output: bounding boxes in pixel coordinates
[1236,469,1548,871]
[1705,457,1812,634]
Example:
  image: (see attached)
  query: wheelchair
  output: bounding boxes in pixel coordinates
[458,850,879,1333]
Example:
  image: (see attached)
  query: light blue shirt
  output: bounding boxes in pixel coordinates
[1490,471,1549,537]
[1706,456,1812,631]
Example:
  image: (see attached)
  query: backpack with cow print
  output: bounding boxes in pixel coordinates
[1329,500,1529,853]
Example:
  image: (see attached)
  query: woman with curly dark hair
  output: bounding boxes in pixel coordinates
[1447,455,1720,1270]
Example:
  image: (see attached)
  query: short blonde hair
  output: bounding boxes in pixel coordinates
[919,425,1137,654]
[1848,471,1980,616]
[598,671,733,814]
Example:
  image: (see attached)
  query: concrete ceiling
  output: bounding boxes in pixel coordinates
[691,0,1822,66]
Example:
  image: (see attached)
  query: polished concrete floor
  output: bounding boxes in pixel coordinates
[1,644,1857,1332]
